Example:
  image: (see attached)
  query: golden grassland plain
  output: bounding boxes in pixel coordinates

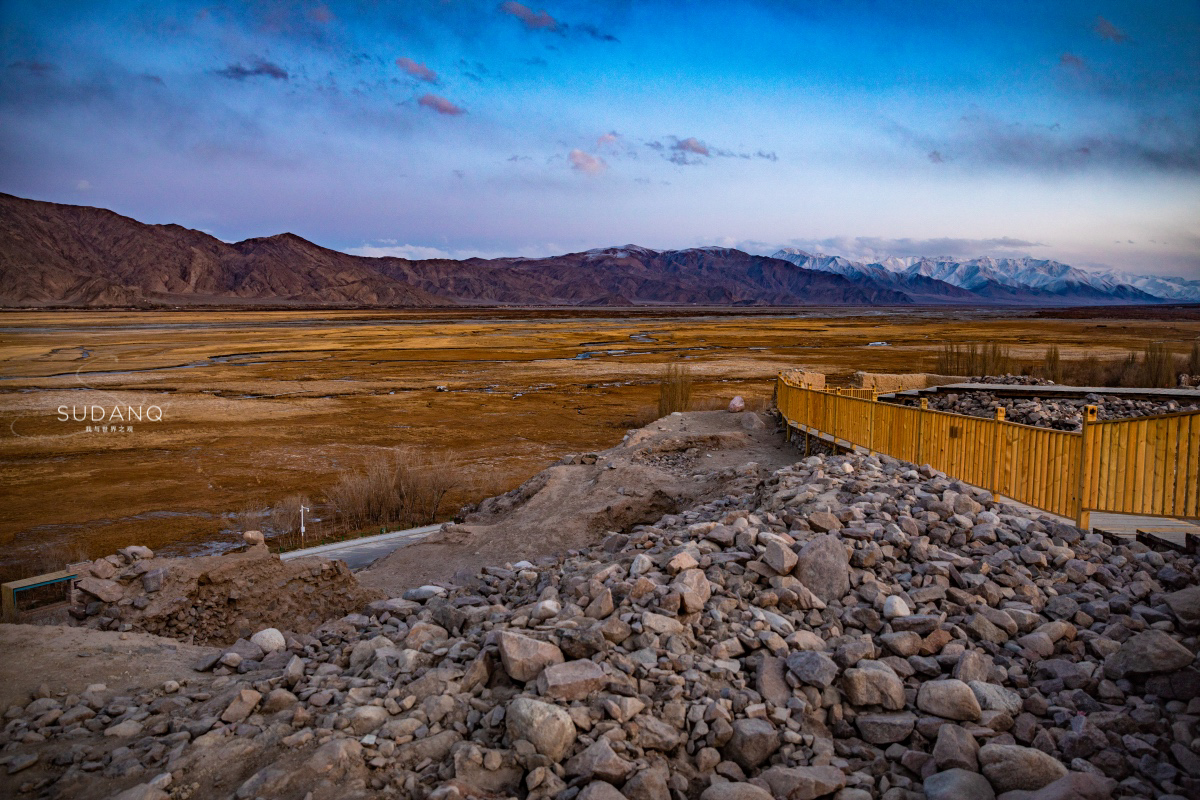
[1,307,1197,578]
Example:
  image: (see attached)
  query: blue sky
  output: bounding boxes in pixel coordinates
[1,1,1197,276]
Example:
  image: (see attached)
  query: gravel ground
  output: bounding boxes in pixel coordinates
[2,450,1197,800]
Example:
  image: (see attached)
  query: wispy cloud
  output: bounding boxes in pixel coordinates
[500,2,558,31]
[418,93,466,115]
[569,148,607,175]
[1093,16,1128,43]
[1059,52,1085,70]
[7,60,57,75]
[396,57,438,83]
[214,59,288,81]
[892,113,1200,174]
[596,131,620,148]
[649,136,778,166]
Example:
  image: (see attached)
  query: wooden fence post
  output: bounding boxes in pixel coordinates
[1076,405,1097,530]
[918,398,928,465]
[992,407,1005,494]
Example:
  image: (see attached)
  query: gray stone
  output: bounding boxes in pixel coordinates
[1104,630,1195,680]
[786,650,839,688]
[792,535,849,602]
[565,738,634,782]
[854,712,916,744]
[924,768,995,800]
[756,765,847,800]
[979,743,1068,792]
[700,783,773,800]
[841,660,905,710]
[933,724,979,771]
[497,630,564,682]
[723,718,780,770]
[507,697,576,761]
[537,659,606,701]
[917,679,982,721]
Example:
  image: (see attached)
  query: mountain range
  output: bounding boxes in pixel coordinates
[1,193,1194,308]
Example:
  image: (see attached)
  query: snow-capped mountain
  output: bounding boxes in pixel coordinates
[1091,269,1200,302]
[773,249,1172,305]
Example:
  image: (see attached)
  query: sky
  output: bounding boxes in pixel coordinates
[1,1,1198,277]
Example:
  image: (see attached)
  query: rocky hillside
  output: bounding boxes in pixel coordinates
[2,443,1197,800]
[0,195,901,308]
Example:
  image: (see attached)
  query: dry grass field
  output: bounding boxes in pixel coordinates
[1,307,1197,578]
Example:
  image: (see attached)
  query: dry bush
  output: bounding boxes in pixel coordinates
[934,342,1011,376]
[1054,341,1193,388]
[269,494,309,533]
[657,363,692,417]
[1189,340,1200,376]
[1042,345,1062,383]
[232,506,268,534]
[691,395,770,412]
[325,449,458,534]
[1138,341,1175,388]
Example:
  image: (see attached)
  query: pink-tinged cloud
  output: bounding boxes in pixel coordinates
[569,149,607,175]
[397,57,438,83]
[500,1,558,31]
[1060,52,1085,70]
[674,137,710,156]
[418,94,466,115]
[596,131,620,147]
[1093,16,1127,43]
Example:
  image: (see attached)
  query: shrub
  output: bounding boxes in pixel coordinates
[1189,340,1200,376]
[935,342,1011,376]
[1042,345,1062,383]
[325,449,457,534]
[657,363,692,417]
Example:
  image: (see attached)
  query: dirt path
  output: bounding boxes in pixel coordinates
[358,409,797,595]
[0,624,217,709]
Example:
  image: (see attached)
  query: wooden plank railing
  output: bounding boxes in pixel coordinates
[777,375,1200,526]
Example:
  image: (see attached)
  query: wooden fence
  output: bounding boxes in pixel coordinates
[777,376,1200,527]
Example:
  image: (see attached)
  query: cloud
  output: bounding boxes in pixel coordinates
[396,57,438,83]
[596,131,620,148]
[1093,16,1128,43]
[569,148,607,175]
[674,137,710,156]
[574,23,618,42]
[892,113,1200,174]
[214,59,288,81]
[1059,52,1085,71]
[347,243,456,259]
[75,179,91,191]
[418,93,466,115]
[500,2,558,31]
[755,150,778,162]
[7,60,57,75]
[781,236,1048,262]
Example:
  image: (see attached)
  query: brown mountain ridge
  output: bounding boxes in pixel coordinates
[0,193,909,308]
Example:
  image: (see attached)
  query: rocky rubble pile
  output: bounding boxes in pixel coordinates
[900,391,1200,432]
[3,452,1199,800]
[68,542,381,646]
[966,376,1055,386]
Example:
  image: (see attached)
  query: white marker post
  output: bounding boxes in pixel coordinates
[300,505,309,545]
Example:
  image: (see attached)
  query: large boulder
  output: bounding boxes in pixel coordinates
[979,743,1068,792]
[755,766,847,800]
[497,631,564,682]
[1103,630,1195,680]
[723,718,780,770]
[506,698,576,760]
[792,535,849,602]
